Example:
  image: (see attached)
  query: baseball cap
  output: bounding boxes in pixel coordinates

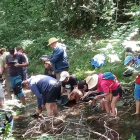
[9,47,15,55]
[124,56,134,65]
[59,71,69,81]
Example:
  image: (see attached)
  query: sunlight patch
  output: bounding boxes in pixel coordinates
[84,70,96,76]
[108,54,121,63]
[21,40,34,49]
[98,43,113,51]
[122,41,140,51]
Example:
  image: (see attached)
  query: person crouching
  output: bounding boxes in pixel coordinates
[68,89,83,103]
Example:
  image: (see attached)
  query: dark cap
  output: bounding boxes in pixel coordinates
[9,47,15,55]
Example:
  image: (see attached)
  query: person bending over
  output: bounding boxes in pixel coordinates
[68,89,83,103]
[85,73,122,118]
[78,80,105,109]
[22,75,61,116]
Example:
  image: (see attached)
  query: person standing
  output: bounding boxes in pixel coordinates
[16,46,29,80]
[124,55,140,115]
[47,37,69,80]
[0,48,13,99]
[5,47,29,105]
[22,75,61,116]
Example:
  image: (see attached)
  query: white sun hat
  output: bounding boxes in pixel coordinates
[85,74,98,89]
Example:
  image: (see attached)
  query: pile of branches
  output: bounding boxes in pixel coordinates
[23,111,119,140]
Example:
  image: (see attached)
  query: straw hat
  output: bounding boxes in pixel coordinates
[85,74,98,89]
[48,37,59,46]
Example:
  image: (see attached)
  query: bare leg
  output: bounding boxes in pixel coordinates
[52,103,57,116]
[111,96,119,117]
[92,99,96,106]
[134,99,140,114]
[45,103,57,116]
[104,95,110,114]
[100,98,105,111]
[46,103,53,116]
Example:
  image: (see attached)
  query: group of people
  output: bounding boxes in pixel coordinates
[0,38,139,134]
[21,37,123,119]
[0,46,29,134]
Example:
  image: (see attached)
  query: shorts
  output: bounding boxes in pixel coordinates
[43,83,61,104]
[10,75,24,98]
[112,85,122,98]
[134,83,140,100]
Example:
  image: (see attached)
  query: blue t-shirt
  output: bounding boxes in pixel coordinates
[28,75,57,108]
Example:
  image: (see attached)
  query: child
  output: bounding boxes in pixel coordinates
[68,89,83,103]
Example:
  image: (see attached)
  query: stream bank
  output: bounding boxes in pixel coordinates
[12,84,139,140]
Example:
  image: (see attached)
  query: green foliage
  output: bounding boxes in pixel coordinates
[128,133,136,140]
[0,0,139,78]
[16,110,22,115]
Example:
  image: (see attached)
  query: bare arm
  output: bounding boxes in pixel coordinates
[81,90,100,99]
[0,67,4,75]
[14,61,29,67]
[5,64,9,69]
[61,86,65,95]
[94,92,109,100]
[133,72,140,75]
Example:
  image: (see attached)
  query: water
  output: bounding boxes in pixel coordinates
[12,99,140,140]
[13,98,37,140]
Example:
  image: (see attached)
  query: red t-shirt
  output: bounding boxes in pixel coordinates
[136,75,140,84]
[97,73,119,93]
